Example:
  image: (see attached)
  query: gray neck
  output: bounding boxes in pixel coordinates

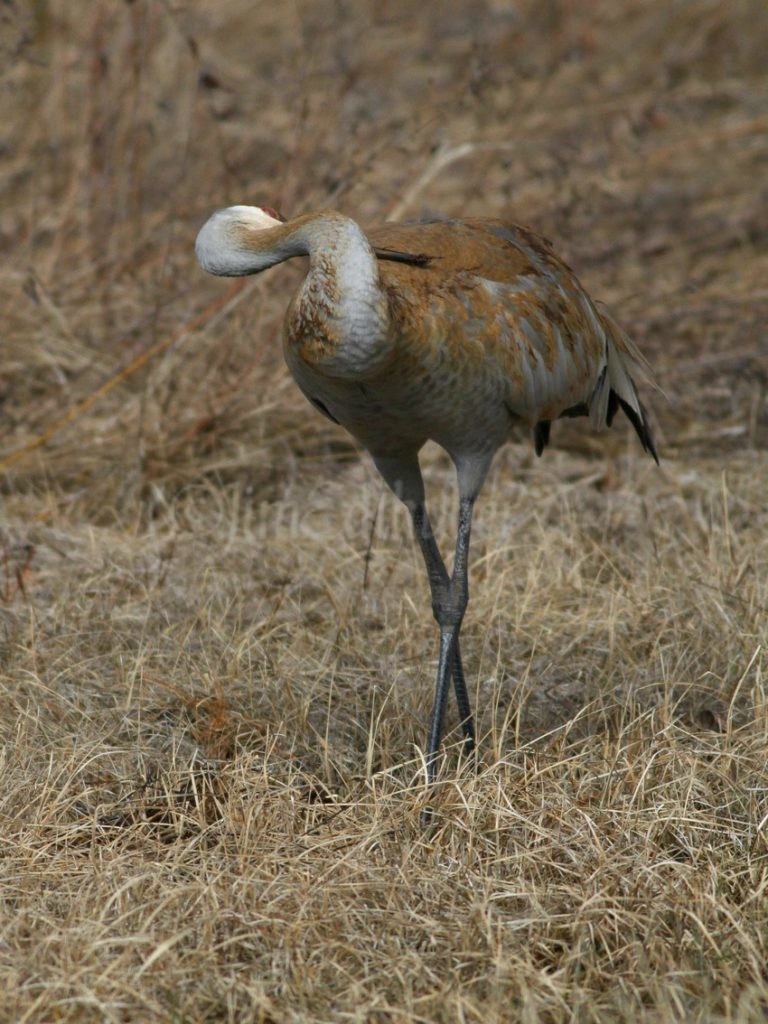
[196,207,392,378]
[289,214,392,378]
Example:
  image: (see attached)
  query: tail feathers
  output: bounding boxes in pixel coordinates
[617,396,658,464]
[589,310,659,464]
[533,309,658,462]
[533,420,551,456]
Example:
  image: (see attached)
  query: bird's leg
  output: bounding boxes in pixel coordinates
[409,503,475,757]
[449,640,475,753]
[419,497,475,826]
[372,454,482,825]
[434,497,475,762]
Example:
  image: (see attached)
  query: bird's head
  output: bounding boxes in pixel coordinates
[195,204,287,276]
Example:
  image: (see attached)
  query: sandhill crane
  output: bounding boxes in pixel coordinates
[196,205,658,821]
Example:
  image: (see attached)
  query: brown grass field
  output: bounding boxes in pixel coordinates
[2,1,768,1021]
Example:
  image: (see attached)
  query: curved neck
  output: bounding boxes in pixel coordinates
[288,212,390,376]
[196,207,379,280]
[197,207,390,377]
[236,211,345,274]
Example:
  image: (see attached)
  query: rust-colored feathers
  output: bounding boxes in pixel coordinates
[194,203,659,806]
[366,217,657,462]
[195,207,657,465]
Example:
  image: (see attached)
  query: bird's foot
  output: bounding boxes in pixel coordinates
[419,804,435,830]
[459,735,479,772]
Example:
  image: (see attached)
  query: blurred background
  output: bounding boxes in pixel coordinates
[2,5,768,1019]
[2,0,767,503]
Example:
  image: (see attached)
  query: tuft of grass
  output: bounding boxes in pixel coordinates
[1,1,767,1021]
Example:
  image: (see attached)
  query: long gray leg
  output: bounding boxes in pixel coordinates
[371,454,482,825]
[450,641,474,747]
[410,503,475,754]
[413,498,475,826]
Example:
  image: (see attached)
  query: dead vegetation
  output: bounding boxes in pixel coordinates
[1,1,767,1021]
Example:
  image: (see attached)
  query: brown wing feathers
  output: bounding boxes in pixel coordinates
[368,218,657,463]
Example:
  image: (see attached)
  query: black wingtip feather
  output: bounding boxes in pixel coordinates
[534,420,550,456]
[606,389,619,427]
[618,397,660,465]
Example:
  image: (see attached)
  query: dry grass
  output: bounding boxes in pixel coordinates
[2,1,768,1021]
